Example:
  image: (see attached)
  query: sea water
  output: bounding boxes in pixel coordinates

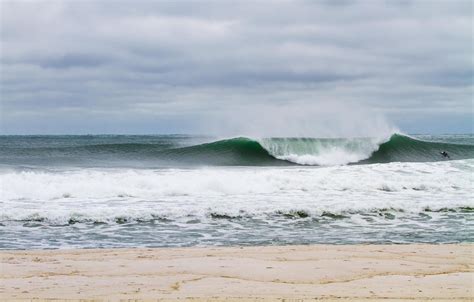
[0,134,472,249]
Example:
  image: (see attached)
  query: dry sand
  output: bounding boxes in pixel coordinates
[0,244,472,301]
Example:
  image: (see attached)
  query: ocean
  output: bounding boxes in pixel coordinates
[0,133,473,249]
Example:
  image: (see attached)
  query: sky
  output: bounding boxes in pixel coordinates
[1,0,472,136]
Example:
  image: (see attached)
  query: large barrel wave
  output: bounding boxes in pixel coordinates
[158,134,474,166]
[1,134,473,167]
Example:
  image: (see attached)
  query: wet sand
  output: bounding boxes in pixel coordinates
[1,244,472,301]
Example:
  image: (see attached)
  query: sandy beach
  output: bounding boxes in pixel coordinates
[1,244,472,301]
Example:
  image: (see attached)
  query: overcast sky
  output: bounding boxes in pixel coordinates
[1,0,472,135]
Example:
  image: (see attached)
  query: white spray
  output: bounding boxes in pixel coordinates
[198,100,399,165]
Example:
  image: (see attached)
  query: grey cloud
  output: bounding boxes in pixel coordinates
[39,53,109,69]
[1,0,472,134]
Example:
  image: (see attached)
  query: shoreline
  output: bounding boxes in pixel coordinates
[1,244,472,301]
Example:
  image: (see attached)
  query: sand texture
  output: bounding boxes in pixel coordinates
[1,244,472,301]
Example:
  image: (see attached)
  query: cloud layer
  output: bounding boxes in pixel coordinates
[1,0,472,135]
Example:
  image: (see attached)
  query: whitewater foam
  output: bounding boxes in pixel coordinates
[1,159,472,225]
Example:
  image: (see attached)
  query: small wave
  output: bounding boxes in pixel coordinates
[3,206,472,226]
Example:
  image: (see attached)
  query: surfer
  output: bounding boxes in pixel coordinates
[440,151,450,159]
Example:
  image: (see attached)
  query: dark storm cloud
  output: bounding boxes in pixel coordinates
[0,0,472,134]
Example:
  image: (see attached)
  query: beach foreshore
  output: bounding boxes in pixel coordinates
[1,244,472,301]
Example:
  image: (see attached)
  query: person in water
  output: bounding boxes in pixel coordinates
[440,151,450,159]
